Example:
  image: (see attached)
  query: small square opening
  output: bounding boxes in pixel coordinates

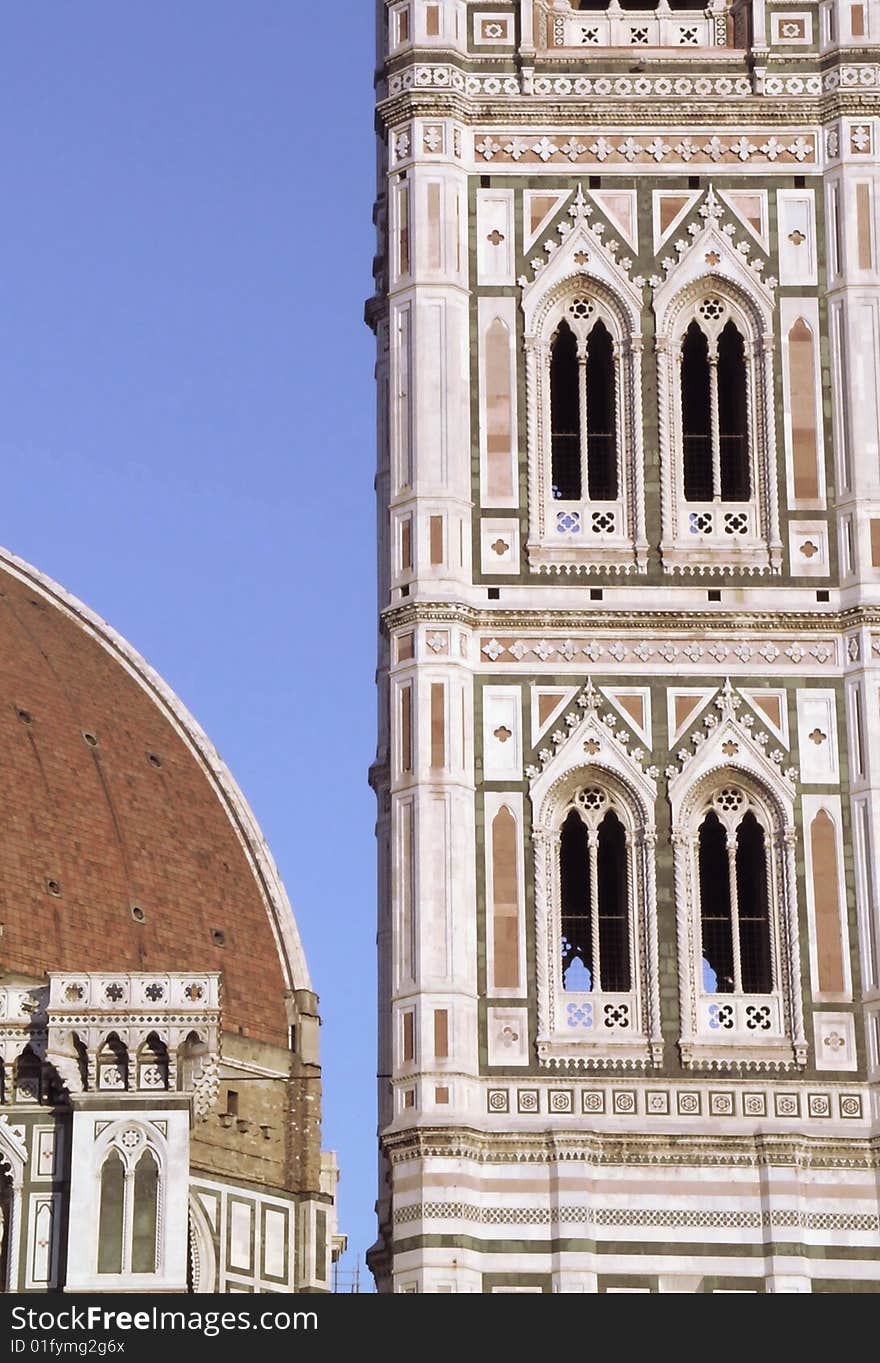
[794,174,806,188]
[707,589,722,602]
[816,589,830,602]
[589,175,601,189]
[688,176,700,189]
[590,588,604,601]
[480,174,490,189]
[488,587,500,600]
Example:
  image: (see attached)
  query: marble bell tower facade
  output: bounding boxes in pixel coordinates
[368,0,880,1292]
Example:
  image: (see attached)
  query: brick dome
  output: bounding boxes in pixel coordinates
[0,547,308,1048]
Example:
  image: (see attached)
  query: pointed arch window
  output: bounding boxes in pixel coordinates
[529,286,644,569]
[556,786,637,1029]
[699,803,771,996]
[524,278,646,574]
[658,284,781,574]
[532,765,661,1068]
[97,1132,162,1277]
[681,312,750,509]
[550,314,619,505]
[561,805,631,993]
[550,320,581,500]
[681,781,800,1054]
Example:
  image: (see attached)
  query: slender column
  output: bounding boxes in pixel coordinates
[783,826,808,1061]
[641,830,663,1061]
[587,826,601,993]
[577,345,589,501]
[629,341,649,564]
[727,832,743,994]
[7,1179,22,1292]
[709,350,722,506]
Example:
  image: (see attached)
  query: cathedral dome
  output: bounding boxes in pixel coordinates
[0,545,307,1048]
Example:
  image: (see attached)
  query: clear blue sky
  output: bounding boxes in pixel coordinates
[2,4,378,1281]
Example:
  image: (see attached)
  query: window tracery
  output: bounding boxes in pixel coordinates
[532,759,661,1068]
[655,273,781,575]
[673,771,805,1068]
[525,283,646,573]
[96,1125,162,1278]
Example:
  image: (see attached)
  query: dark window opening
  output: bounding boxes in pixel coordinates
[560,810,592,991]
[699,810,733,993]
[131,1149,159,1274]
[597,810,630,991]
[735,812,772,993]
[717,321,750,500]
[226,1089,239,1117]
[681,322,712,502]
[586,319,618,500]
[98,1149,125,1275]
[15,1045,42,1103]
[0,1171,10,1289]
[550,320,581,500]
[138,1033,169,1090]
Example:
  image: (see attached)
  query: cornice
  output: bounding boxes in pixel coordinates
[380,1122,880,1169]
[380,600,879,635]
[377,94,876,135]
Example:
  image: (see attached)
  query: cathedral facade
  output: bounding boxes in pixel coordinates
[0,549,339,1292]
[369,0,880,1291]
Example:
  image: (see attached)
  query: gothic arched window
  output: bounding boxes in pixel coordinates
[699,800,772,996]
[549,313,619,505]
[131,1149,159,1274]
[98,1149,125,1274]
[717,320,749,501]
[656,281,781,575]
[525,280,646,574]
[550,320,581,500]
[676,778,802,1059]
[532,758,662,1067]
[680,310,751,510]
[97,1132,162,1277]
[558,788,632,1003]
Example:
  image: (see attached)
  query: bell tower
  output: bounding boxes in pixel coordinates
[369,0,880,1292]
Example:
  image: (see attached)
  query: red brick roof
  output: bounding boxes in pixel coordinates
[0,551,304,1049]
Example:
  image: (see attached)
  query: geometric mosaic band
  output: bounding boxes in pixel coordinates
[393,1203,880,1233]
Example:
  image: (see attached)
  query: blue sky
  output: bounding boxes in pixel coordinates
[1,4,378,1280]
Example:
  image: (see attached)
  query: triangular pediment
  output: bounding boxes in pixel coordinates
[527,679,657,822]
[652,186,776,332]
[668,680,798,812]
[520,185,644,335]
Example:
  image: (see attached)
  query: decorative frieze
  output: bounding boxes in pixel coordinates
[483,1082,864,1122]
[383,62,880,102]
[479,634,839,668]
[474,131,818,168]
[394,1202,878,1231]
